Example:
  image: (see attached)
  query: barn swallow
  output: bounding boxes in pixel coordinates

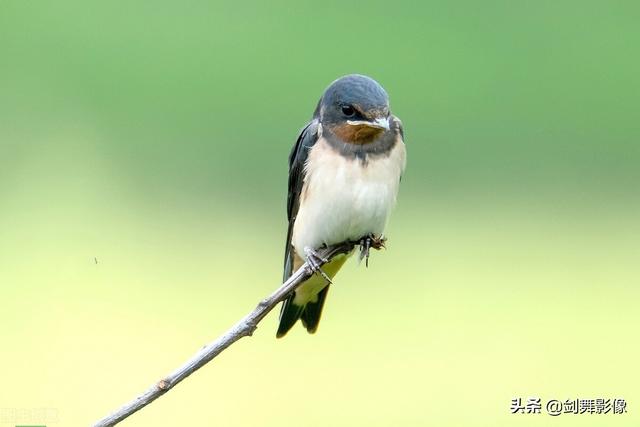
[277,74,406,338]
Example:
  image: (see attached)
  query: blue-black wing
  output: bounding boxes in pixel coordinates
[277,120,320,338]
[282,120,320,281]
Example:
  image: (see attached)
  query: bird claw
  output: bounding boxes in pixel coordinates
[358,234,386,267]
[304,247,332,284]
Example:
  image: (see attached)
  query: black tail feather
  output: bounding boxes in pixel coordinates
[276,285,331,338]
[300,285,330,334]
[276,294,304,338]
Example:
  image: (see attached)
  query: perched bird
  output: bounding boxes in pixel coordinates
[277,74,406,338]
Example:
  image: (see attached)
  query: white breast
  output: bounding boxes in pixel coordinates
[291,136,406,260]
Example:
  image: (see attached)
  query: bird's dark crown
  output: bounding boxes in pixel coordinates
[314,74,391,145]
[315,74,389,119]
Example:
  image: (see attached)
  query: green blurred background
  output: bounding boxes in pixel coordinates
[1,1,638,426]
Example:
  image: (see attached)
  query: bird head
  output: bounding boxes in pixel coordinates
[316,74,391,144]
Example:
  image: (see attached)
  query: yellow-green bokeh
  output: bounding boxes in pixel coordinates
[1,1,638,426]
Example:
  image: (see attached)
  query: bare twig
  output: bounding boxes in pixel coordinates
[93,240,358,427]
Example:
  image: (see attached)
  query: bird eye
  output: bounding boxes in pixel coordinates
[341,105,355,117]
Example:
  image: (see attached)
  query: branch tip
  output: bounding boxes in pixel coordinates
[92,238,371,427]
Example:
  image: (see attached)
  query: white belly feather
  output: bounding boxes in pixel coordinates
[292,137,406,260]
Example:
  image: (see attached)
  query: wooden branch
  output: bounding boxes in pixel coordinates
[93,240,358,427]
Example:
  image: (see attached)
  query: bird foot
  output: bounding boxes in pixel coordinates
[304,247,333,284]
[358,234,387,267]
